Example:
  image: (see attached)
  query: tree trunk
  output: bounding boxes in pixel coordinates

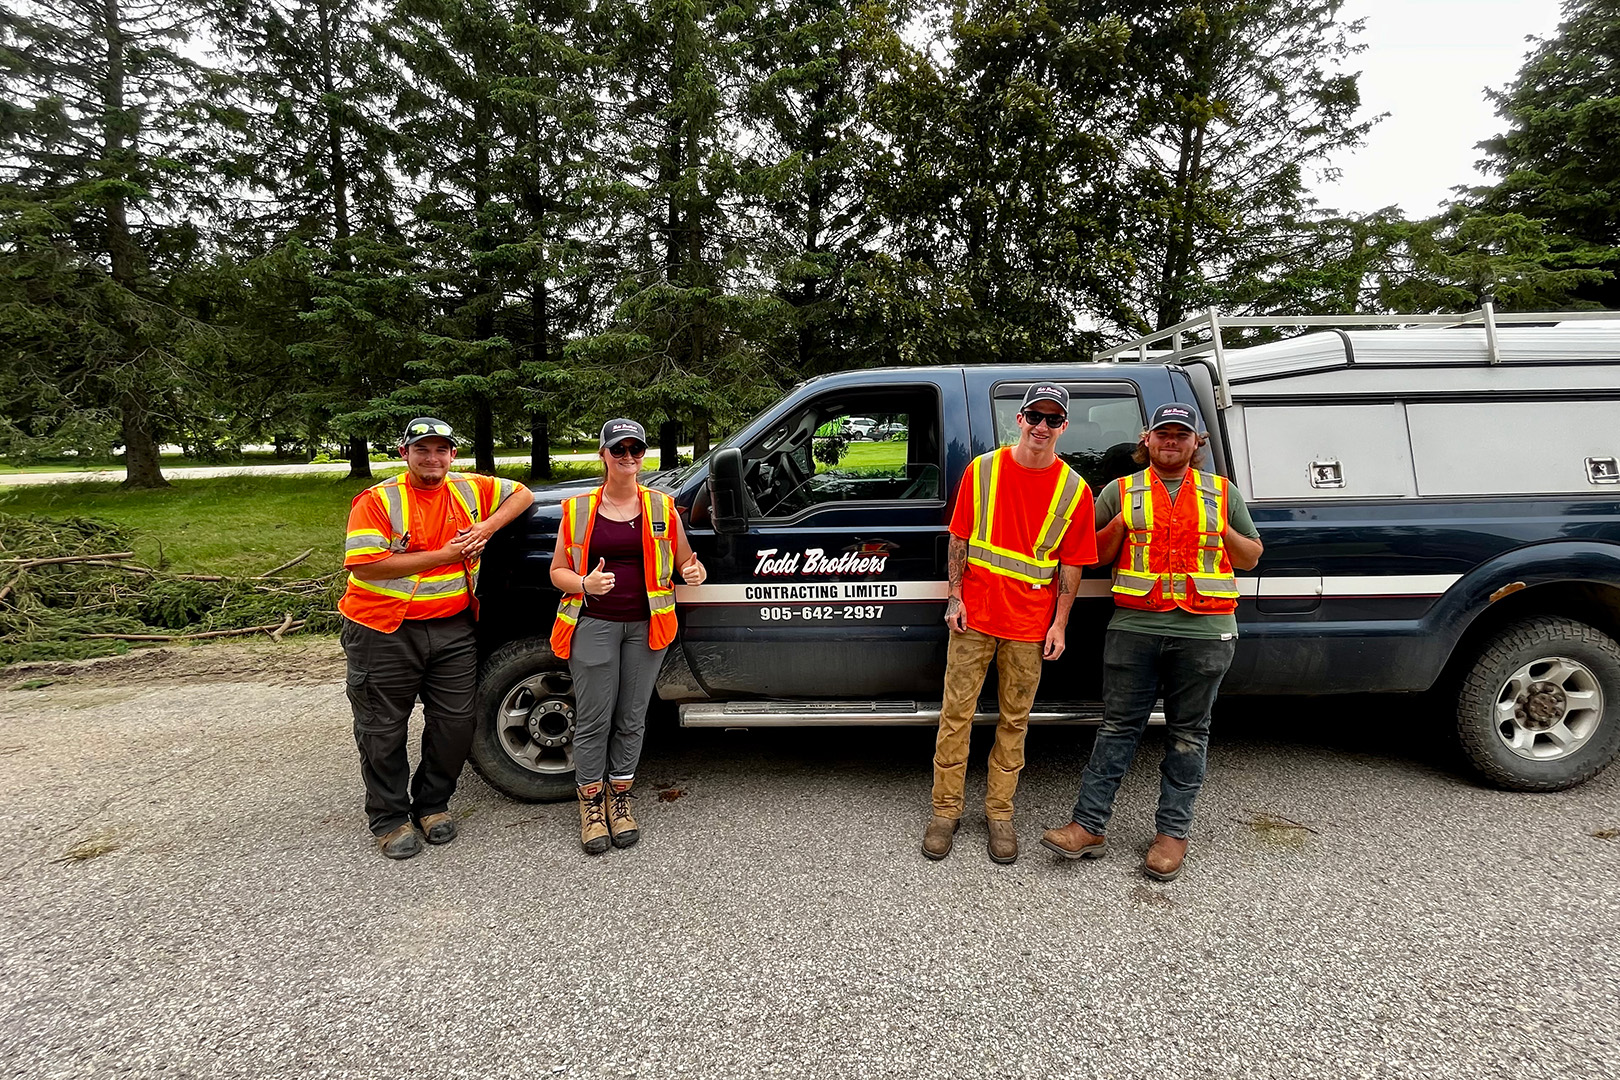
[529,413,550,481]
[692,420,709,458]
[119,390,168,489]
[659,420,680,468]
[346,435,372,479]
[103,0,166,489]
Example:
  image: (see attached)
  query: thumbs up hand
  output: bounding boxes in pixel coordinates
[583,557,616,596]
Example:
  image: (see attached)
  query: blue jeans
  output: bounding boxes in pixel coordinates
[1069,629,1236,840]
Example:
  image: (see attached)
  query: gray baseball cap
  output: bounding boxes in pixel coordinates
[599,418,648,449]
[1147,402,1203,431]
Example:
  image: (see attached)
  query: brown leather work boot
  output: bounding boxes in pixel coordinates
[1040,821,1107,860]
[416,812,457,845]
[987,819,1018,865]
[921,815,959,860]
[1144,833,1189,881]
[605,780,640,849]
[377,822,422,861]
[577,782,610,855]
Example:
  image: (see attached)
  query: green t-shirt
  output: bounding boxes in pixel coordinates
[1094,472,1260,640]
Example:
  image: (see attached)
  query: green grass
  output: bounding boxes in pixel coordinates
[818,440,908,473]
[0,443,615,474]
[0,463,603,578]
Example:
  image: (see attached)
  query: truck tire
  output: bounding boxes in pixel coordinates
[1455,617,1620,792]
[471,637,578,802]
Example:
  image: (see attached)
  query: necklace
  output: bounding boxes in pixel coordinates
[602,490,640,524]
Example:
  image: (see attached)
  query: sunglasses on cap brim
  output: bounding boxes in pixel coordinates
[608,441,647,458]
[407,422,452,438]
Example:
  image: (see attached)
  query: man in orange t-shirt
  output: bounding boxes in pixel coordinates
[923,384,1096,865]
[340,417,533,860]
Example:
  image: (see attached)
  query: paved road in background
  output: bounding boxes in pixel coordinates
[0,450,693,487]
[3,644,1617,1079]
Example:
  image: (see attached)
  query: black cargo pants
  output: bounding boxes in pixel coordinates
[340,611,477,836]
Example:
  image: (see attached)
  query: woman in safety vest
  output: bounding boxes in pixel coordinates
[549,418,706,854]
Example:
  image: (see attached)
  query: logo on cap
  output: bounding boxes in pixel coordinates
[1161,406,1190,419]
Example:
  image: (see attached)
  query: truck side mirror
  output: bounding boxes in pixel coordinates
[708,447,749,534]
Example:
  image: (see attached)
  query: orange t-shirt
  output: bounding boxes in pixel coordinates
[949,448,1097,642]
[339,474,517,630]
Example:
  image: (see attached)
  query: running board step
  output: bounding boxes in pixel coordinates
[679,701,1166,727]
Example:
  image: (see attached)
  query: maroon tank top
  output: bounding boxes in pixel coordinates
[581,512,650,622]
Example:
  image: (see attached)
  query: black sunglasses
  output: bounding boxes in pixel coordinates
[1021,408,1067,428]
[608,441,647,458]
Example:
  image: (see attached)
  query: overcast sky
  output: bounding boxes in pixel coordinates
[1311,0,1567,218]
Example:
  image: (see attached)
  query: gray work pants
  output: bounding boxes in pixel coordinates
[340,612,477,836]
[567,616,668,785]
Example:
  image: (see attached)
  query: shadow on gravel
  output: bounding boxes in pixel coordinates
[638,690,1473,791]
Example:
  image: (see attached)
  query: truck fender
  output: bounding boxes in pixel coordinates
[1419,539,1620,674]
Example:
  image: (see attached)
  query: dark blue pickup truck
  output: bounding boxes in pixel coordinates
[473,310,1620,800]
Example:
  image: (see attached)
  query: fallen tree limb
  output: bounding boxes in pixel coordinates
[77,619,309,643]
[259,549,315,578]
[0,552,137,568]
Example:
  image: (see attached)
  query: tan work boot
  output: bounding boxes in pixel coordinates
[605,780,640,849]
[921,815,959,860]
[987,819,1018,865]
[577,782,610,855]
[377,822,422,861]
[416,812,457,845]
[1144,833,1189,881]
[1040,821,1107,860]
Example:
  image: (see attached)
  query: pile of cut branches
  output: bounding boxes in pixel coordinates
[0,514,344,665]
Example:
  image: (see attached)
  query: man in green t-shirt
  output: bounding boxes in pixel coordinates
[1041,402,1263,881]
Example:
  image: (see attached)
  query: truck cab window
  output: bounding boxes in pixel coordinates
[742,389,943,518]
[992,385,1144,491]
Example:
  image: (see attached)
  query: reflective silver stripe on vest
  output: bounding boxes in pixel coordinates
[446,474,482,522]
[966,543,1057,582]
[1032,467,1084,561]
[345,531,389,552]
[412,575,468,598]
[377,480,408,540]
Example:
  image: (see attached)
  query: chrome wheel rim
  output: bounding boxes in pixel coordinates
[497,669,576,775]
[1494,655,1604,761]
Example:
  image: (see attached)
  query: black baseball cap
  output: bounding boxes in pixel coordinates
[1147,402,1202,432]
[599,418,648,449]
[1020,383,1069,413]
[401,417,456,447]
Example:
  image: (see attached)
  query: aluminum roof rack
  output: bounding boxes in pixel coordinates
[1091,303,1620,408]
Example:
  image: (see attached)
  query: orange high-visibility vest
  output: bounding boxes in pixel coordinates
[1111,468,1239,614]
[964,447,1088,586]
[339,472,489,633]
[549,486,678,659]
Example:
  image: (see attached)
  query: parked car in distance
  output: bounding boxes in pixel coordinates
[841,416,877,440]
[873,422,909,441]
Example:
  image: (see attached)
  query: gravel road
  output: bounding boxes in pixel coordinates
[3,642,1617,1080]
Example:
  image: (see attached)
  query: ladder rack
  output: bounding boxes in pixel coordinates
[1091,304,1620,408]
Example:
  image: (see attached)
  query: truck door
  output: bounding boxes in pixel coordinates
[676,380,960,698]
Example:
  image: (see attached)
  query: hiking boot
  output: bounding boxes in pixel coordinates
[1040,821,1107,860]
[1144,833,1189,882]
[417,812,457,845]
[578,783,610,855]
[605,781,640,849]
[987,819,1018,865]
[921,815,959,860]
[377,822,422,861]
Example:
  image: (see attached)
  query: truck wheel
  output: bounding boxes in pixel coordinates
[1456,617,1620,791]
[471,637,578,802]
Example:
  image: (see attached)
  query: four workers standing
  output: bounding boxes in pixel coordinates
[340,392,1262,881]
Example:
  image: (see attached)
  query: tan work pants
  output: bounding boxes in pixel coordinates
[931,627,1045,821]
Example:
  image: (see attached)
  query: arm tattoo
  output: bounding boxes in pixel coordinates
[947,536,967,590]
[1058,572,1074,596]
